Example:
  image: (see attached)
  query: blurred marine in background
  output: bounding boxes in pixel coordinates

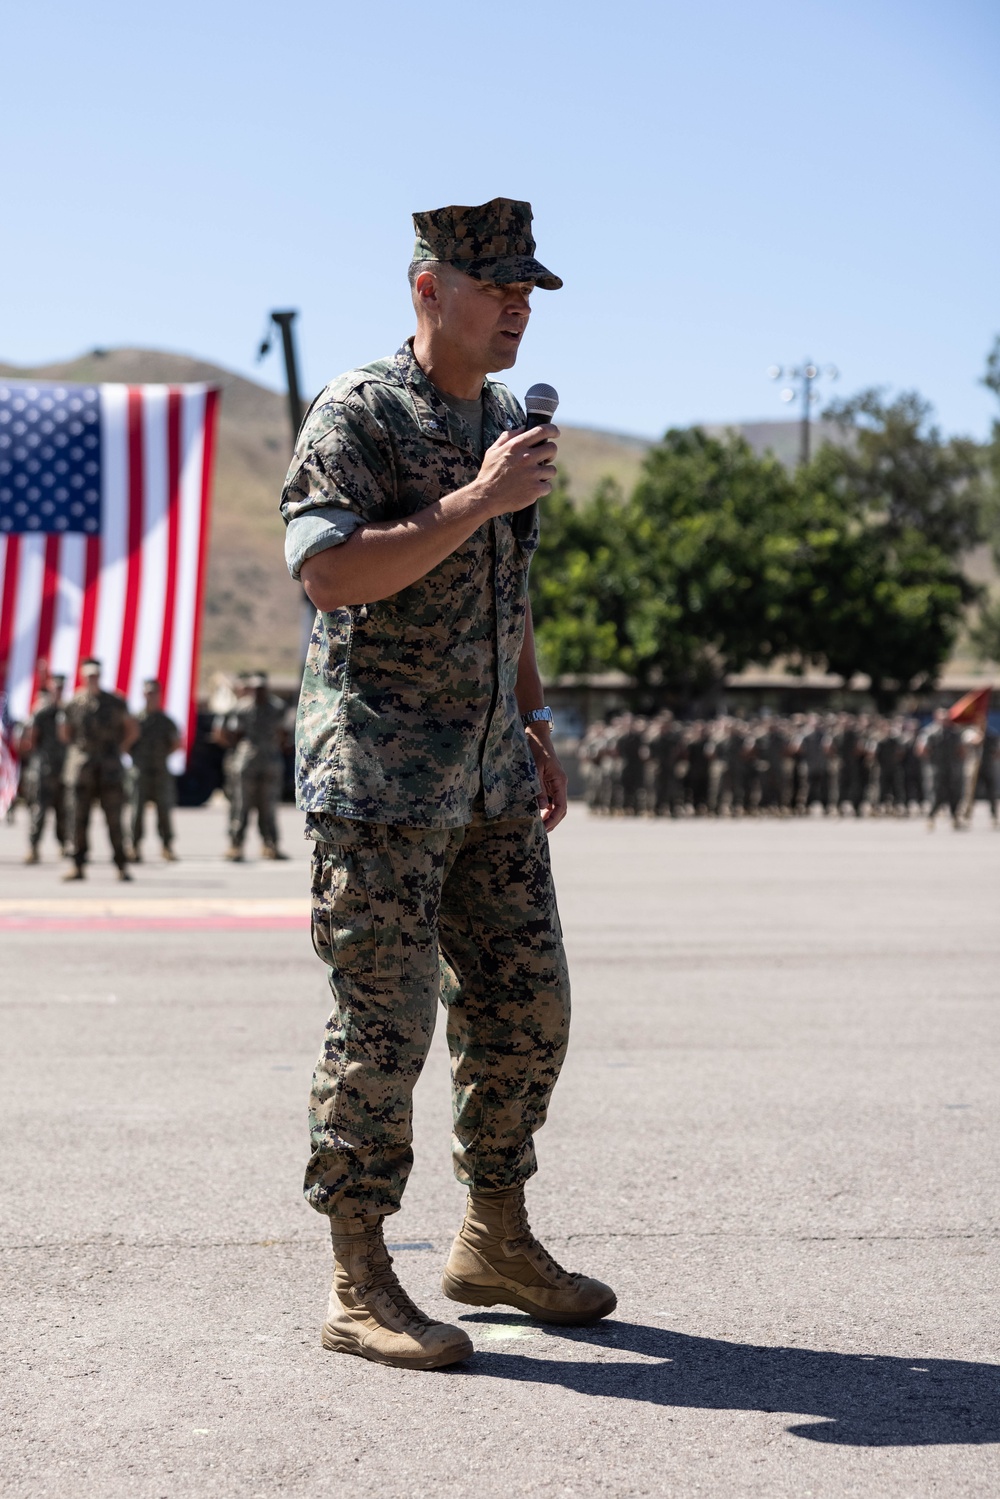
[126,678,180,863]
[20,671,67,863]
[217,672,289,861]
[579,708,997,828]
[58,658,137,881]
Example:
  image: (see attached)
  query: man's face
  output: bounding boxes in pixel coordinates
[82,668,100,694]
[418,266,534,373]
[144,686,161,711]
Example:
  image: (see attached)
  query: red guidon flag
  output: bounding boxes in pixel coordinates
[0,379,219,766]
[946,688,992,728]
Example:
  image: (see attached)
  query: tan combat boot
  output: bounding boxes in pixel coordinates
[323,1214,473,1370]
[442,1187,616,1326]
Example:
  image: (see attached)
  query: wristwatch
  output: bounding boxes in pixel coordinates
[521,706,555,730]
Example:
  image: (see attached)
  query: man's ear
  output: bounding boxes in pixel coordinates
[414,268,441,311]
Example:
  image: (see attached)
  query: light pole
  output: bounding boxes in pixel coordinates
[768,361,838,467]
[257,310,305,450]
[257,310,312,666]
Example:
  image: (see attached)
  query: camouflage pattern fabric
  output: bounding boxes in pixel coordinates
[229,761,281,849]
[281,339,541,828]
[128,708,178,849]
[411,197,562,289]
[303,806,570,1217]
[65,766,129,868]
[60,688,130,868]
[226,695,285,774]
[23,696,67,850]
[130,708,178,774]
[60,689,129,785]
[27,770,66,850]
[224,694,286,848]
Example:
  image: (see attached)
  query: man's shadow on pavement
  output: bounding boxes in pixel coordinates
[457,1315,1000,1446]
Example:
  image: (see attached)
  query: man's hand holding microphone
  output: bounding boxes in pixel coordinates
[472,384,560,531]
[299,386,559,613]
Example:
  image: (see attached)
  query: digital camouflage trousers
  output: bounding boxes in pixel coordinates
[129,769,175,849]
[304,809,571,1218]
[229,761,281,848]
[65,765,128,869]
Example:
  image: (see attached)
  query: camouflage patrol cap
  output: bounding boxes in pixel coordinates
[411,197,562,290]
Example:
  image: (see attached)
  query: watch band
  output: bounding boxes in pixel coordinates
[521,706,554,729]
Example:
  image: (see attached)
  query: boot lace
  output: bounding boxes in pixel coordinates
[356,1231,432,1332]
[505,1196,578,1287]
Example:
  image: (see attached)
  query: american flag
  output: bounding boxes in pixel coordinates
[0,380,219,765]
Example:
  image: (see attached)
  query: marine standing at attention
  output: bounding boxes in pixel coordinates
[220,672,289,862]
[59,657,137,882]
[280,198,615,1370]
[127,678,180,863]
[21,671,68,863]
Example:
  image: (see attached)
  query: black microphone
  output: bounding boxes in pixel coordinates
[512,383,559,541]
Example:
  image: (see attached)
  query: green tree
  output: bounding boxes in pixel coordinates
[786,448,971,701]
[532,429,807,692]
[530,392,981,703]
[529,478,635,677]
[823,387,983,555]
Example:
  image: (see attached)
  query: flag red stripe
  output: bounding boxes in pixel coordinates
[30,536,62,703]
[76,536,102,688]
[157,388,183,691]
[116,387,145,694]
[0,535,22,684]
[186,387,218,750]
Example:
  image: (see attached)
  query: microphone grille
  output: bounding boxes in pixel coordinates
[524,382,559,419]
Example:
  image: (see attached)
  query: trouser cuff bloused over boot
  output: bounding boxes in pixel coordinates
[303,808,571,1217]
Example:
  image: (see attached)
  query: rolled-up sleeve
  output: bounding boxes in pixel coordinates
[284,509,363,580]
[279,388,394,579]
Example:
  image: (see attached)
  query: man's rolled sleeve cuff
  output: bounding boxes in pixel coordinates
[285,511,363,580]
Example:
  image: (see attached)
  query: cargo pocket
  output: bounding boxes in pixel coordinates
[310,830,404,980]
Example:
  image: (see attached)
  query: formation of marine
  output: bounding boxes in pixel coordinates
[11,663,290,871]
[578,710,999,828]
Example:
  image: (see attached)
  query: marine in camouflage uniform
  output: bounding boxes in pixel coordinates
[22,674,68,862]
[282,198,613,1369]
[127,678,180,861]
[792,714,830,815]
[59,658,136,881]
[918,710,965,828]
[221,673,288,860]
[286,345,561,1206]
[644,712,686,816]
[613,714,645,815]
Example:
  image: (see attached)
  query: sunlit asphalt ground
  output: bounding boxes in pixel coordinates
[2,799,998,1498]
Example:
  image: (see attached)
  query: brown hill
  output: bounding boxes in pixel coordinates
[0,347,661,681]
[0,347,875,683]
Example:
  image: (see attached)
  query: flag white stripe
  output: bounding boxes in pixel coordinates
[7,536,46,722]
[92,384,130,692]
[129,386,169,707]
[48,533,86,686]
[166,387,207,757]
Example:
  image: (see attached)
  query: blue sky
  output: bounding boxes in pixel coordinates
[5,0,998,440]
